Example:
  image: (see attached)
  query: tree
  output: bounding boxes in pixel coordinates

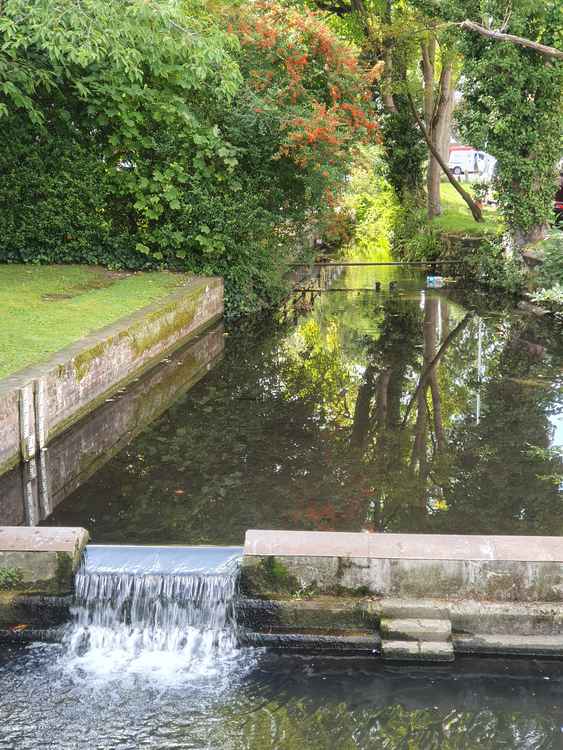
[454,0,563,246]
[0,0,377,316]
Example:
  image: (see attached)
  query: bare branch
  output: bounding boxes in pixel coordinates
[406,92,484,222]
[460,19,563,60]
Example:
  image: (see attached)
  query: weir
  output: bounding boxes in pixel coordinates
[65,545,243,675]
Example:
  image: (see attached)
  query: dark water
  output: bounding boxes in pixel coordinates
[43,265,563,543]
[2,265,563,749]
[1,646,563,749]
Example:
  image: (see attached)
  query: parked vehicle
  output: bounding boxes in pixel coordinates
[555,183,563,226]
[448,146,495,180]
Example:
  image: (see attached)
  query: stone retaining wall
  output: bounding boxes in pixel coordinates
[0,276,223,474]
[240,530,563,660]
[0,322,224,526]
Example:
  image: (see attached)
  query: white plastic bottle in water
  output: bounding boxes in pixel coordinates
[426,275,444,288]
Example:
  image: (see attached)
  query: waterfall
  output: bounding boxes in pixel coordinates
[64,545,244,680]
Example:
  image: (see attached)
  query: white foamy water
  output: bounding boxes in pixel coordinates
[63,546,246,683]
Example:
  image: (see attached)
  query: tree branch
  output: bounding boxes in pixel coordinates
[406,92,484,222]
[460,20,563,60]
[402,313,472,427]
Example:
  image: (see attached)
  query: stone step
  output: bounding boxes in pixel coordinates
[240,630,381,655]
[382,640,454,662]
[374,599,450,621]
[380,617,452,642]
[454,634,563,658]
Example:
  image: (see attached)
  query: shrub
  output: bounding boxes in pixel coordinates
[0,0,377,318]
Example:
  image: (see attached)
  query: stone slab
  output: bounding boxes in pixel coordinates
[0,526,88,594]
[244,530,563,563]
[380,617,451,642]
[382,640,454,662]
[0,527,88,553]
[454,634,563,657]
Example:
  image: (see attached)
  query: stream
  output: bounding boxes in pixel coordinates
[1,264,562,749]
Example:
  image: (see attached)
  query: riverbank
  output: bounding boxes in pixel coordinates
[0,265,193,379]
[0,273,223,474]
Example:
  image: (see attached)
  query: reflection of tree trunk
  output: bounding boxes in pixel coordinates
[386,364,405,429]
[411,387,428,479]
[403,312,472,426]
[425,298,446,453]
[351,364,376,450]
[429,372,445,452]
[375,368,392,427]
[441,297,450,339]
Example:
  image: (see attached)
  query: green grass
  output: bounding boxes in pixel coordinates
[431,183,502,236]
[0,265,190,378]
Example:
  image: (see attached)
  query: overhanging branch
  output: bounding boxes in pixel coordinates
[460,20,563,60]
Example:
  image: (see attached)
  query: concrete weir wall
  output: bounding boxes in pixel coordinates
[240,530,563,661]
[0,276,223,475]
[0,526,88,632]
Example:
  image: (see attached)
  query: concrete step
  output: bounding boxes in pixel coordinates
[380,617,452,642]
[454,634,563,658]
[374,599,450,621]
[382,640,454,662]
[240,630,381,655]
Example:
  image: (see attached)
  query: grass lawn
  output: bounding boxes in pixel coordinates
[0,265,190,379]
[432,183,502,236]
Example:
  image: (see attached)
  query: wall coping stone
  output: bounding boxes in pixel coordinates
[244,530,563,563]
[0,526,88,553]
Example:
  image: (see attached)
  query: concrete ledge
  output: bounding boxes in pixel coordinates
[240,630,381,655]
[240,530,563,660]
[454,634,563,658]
[0,323,224,525]
[244,530,563,562]
[0,526,88,596]
[0,276,223,472]
[242,531,563,602]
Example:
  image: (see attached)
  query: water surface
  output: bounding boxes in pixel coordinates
[42,265,563,542]
[1,646,562,749]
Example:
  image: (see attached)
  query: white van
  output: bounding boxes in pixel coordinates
[448,147,495,180]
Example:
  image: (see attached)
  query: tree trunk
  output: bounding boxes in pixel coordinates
[423,52,453,219]
[407,92,484,222]
[421,39,440,218]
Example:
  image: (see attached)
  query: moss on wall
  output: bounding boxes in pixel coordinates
[0,567,24,591]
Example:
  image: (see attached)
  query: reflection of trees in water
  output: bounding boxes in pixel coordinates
[226,696,560,750]
[49,287,563,542]
[281,291,562,535]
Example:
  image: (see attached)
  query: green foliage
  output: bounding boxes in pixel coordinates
[461,239,526,294]
[531,284,563,316]
[379,96,426,200]
[536,230,563,288]
[455,0,563,242]
[0,567,23,590]
[342,146,399,258]
[393,204,442,260]
[0,0,375,317]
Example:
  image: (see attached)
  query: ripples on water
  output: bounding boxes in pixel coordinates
[1,268,562,748]
[1,646,563,749]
